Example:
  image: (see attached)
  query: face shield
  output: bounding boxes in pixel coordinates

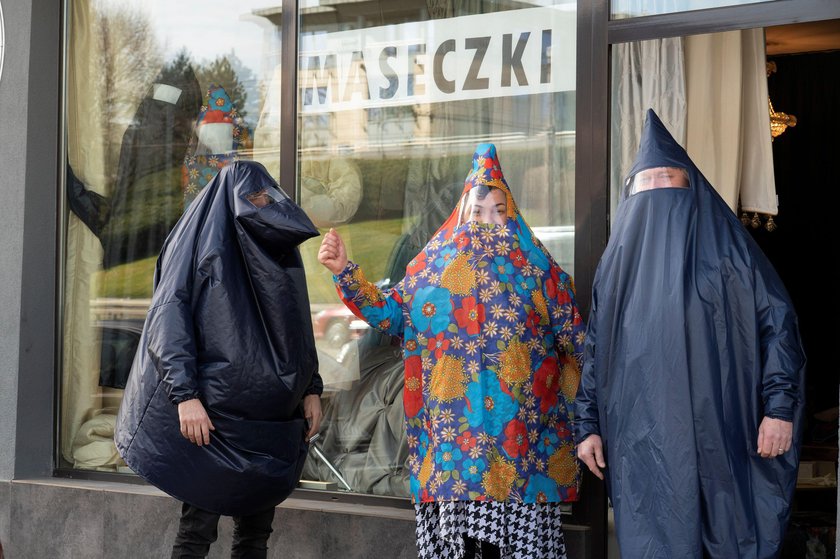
[626,166,690,196]
[457,185,508,226]
[244,186,284,209]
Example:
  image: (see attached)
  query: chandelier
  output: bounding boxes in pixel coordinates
[766,61,796,141]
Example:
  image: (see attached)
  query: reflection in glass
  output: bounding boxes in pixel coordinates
[62,0,280,472]
[61,1,578,502]
[294,1,578,498]
[611,0,775,19]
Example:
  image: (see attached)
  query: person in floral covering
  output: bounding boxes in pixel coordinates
[318,143,585,559]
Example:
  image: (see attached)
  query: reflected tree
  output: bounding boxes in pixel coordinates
[92,1,163,189]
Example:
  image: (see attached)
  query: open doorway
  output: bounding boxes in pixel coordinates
[605,19,840,559]
[752,18,840,557]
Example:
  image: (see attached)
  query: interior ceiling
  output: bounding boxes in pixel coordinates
[765,19,840,56]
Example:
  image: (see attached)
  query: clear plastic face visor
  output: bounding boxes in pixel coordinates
[457,185,508,226]
[627,166,690,196]
[244,186,284,209]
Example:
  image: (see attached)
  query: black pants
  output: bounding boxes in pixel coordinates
[171,502,275,559]
[463,536,502,559]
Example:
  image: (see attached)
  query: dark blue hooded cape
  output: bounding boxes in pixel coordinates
[575,110,805,558]
[115,160,322,516]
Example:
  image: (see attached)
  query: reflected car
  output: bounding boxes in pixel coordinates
[97,319,145,389]
[312,305,368,347]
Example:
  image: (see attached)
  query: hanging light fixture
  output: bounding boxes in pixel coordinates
[766,61,797,141]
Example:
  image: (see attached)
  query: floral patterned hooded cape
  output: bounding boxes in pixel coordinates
[334,143,585,504]
[182,84,252,207]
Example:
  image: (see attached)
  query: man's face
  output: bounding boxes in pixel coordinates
[246,189,274,208]
[632,167,689,193]
[462,187,508,225]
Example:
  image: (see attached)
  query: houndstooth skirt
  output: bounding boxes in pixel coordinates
[414,501,568,559]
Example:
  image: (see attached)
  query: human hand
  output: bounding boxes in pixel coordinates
[178,398,215,446]
[317,228,348,275]
[303,394,323,440]
[576,434,606,480]
[757,416,793,458]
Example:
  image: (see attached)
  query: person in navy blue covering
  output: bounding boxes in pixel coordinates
[575,109,806,559]
[115,161,323,558]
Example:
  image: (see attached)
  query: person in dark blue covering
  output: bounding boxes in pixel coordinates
[575,109,806,559]
[114,160,323,558]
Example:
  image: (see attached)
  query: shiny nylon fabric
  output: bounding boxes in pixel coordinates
[115,161,321,516]
[335,144,585,504]
[575,110,805,558]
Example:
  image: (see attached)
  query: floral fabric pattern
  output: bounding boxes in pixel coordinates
[182,84,252,206]
[334,144,584,504]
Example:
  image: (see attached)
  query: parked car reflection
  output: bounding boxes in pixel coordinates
[312,305,369,347]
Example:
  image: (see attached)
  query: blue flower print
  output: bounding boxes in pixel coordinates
[513,274,537,296]
[516,215,550,270]
[410,475,422,500]
[435,443,462,471]
[410,286,453,334]
[524,474,560,503]
[464,370,517,436]
[491,257,515,283]
[207,86,233,113]
[462,458,486,483]
[536,429,560,454]
[435,246,457,269]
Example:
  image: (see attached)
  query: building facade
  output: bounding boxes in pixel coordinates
[1,1,838,557]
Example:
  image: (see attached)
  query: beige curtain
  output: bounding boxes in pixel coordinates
[63,0,161,470]
[610,38,687,214]
[610,30,776,221]
[61,0,108,467]
[685,29,777,216]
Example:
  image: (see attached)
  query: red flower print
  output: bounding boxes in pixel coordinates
[403,355,423,418]
[502,419,529,458]
[484,157,494,169]
[533,357,559,413]
[454,231,470,250]
[407,252,427,275]
[453,297,485,336]
[556,422,571,440]
[456,431,477,451]
[510,249,526,268]
[526,310,541,336]
[490,168,502,180]
[546,267,560,299]
[427,332,451,359]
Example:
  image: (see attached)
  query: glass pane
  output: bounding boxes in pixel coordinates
[294,1,578,498]
[611,0,776,19]
[61,0,281,471]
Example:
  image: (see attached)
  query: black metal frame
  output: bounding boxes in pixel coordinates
[572,0,840,556]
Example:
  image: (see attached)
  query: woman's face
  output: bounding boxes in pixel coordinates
[462,187,508,226]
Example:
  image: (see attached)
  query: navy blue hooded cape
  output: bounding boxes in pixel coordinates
[115,160,322,516]
[575,109,805,558]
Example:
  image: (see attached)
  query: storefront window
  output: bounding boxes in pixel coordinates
[60,1,578,501]
[611,0,776,19]
[291,1,578,498]
[61,0,282,472]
